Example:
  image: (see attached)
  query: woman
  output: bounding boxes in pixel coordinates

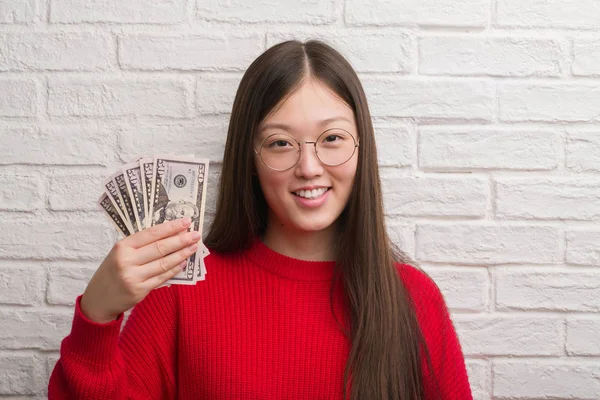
[49,39,473,399]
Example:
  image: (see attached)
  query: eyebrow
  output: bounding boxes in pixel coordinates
[258,116,353,133]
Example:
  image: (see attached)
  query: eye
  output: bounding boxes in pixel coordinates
[263,134,297,151]
[320,134,346,148]
[324,135,341,142]
[268,140,292,148]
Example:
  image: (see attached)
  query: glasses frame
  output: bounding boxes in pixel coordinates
[254,128,360,172]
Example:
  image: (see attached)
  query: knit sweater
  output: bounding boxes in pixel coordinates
[48,238,473,399]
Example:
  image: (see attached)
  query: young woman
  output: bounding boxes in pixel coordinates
[49,40,473,399]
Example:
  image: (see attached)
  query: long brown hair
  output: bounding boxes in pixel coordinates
[205,39,436,400]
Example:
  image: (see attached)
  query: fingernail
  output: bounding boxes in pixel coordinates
[181,217,191,226]
[191,231,201,240]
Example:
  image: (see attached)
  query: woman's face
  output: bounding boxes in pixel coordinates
[253,78,359,234]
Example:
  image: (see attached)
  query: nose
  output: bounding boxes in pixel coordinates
[294,142,324,179]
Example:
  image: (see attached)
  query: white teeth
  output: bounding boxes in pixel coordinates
[294,188,328,199]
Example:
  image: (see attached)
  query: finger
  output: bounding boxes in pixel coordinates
[134,230,201,266]
[139,241,199,281]
[142,260,187,291]
[123,217,192,249]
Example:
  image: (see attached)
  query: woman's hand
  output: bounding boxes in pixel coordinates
[80,217,200,323]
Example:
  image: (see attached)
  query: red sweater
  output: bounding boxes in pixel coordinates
[49,239,473,399]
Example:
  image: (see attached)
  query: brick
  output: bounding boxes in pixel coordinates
[267,31,414,73]
[566,230,600,266]
[420,127,560,170]
[573,40,600,76]
[346,0,487,27]
[362,77,493,121]
[0,33,112,71]
[196,75,241,114]
[496,177,600,220]
[416,224,561,265]
[47,265,95,305]
[203,213,214,238]
[0,0,35,23]
[118,120,227,163]
[499,82,600,122]
[496,0,600,29]
[566,129,600,172]
[46,353,60,382]
[453,315,563,356]
[0,125,114,166]
[0,174,43,211]
[374,125,413,167]
[493,361,600,398]
[496,270,600,312]
[0,310,72,350]
[197,0,334,24]
[205,163,220,216]
[120,34,263,71]
[419,36,563,77]
[0,355,39,395]
[381,173,486,217]
[385,220,414,257]
[48,78,191,118]
[420,268,487,311]
[50,0,187,23]
[465,360,488,400]
[0,263,44,305]
[566,318,600,355]
[0,79,36,117]
[48,172,108,211]
[0,219,113,260]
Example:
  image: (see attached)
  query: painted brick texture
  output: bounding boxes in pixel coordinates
[1,1,599,398]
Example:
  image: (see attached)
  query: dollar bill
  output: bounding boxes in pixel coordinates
[99,155,210,285]
[114,171,140,233]
[123,161,146,231]
[97,192,130,237]
[102,176,135,234]
[195,162,209,279]
[139,157,154,230]
[150,155,210,285]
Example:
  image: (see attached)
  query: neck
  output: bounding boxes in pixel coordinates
[262,218,337,262]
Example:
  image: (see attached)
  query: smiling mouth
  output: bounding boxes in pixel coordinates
[292,187,331,199]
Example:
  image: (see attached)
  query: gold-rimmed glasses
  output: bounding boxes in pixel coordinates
[254,128,359,172]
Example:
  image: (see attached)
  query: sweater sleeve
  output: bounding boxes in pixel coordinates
[48,287,179,400]
[399,265,474,400]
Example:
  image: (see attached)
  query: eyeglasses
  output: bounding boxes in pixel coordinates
[254,128,359,171]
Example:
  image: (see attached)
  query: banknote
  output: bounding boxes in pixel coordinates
[114,171,140,233]
[139,157,154,230]
[97,192,130,237]
[98,155,210,286]
[150,155,209,284]
[123,161,146,231]
[102,176,134,234]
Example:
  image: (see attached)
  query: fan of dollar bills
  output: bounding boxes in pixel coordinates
[97,155,210,285]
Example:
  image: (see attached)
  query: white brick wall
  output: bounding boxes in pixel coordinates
[1,1,599,398]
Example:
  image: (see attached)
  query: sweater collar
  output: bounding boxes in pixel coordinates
[244,237,336,282]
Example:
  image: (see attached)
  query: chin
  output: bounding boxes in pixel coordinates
[292,219,336,233]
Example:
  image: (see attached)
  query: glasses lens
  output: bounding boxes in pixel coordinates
[316,129,357,166]
[260,133,300,171]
